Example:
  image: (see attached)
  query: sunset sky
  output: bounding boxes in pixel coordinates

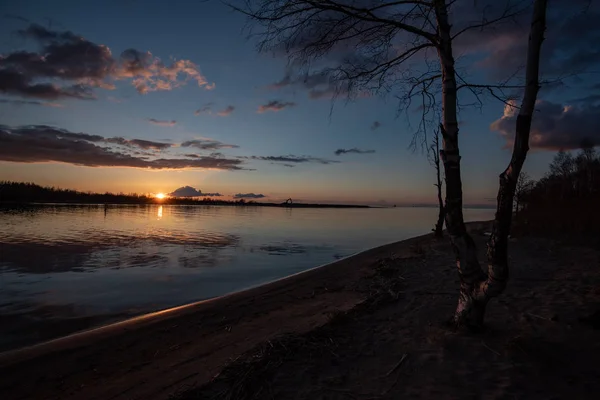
[1,0,599,205]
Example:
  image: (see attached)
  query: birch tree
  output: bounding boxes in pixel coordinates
[428,127,445,237]
[233,0,547,328]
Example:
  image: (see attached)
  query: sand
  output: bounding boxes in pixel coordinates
[1,221,599,399]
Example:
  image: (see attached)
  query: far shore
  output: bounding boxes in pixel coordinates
[2,219,598,400]
[1,201,371,208]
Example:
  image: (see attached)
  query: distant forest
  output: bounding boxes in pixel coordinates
[0,182,368,208]
[516,143,600,239]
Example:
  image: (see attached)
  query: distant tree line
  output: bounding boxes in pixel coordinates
[0,182,257,205]
[515,141,600,237]
[0,182,367,208]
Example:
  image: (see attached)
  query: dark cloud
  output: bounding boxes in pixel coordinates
[3,13,29,23]
[217,105,235,117]
[334,148,376,156]
[106,137,172,150]
[233,193,265,199]
[451,0,600,81]
[245,155,339,165]
[262,0,597,101]
[257,100,296,113]
[181,139,239,150]
[0,23,211,100]
[0,125,243,170]
[17,23,81,43]
[169,186,223,197]
[490,99,600,151]
[269,67,372,101]
[0,98,61,107]
[269,70,345,100]
[569,94,600,105]
[146,118,176,127]
[371,121,381,131]
[194,102,213,115]
[0,69,95,100]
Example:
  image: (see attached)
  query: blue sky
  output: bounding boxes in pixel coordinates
[1,0,598,205]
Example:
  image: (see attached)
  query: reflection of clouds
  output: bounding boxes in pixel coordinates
[259,243,307,255]
[255,241,335,256]
[0,226,240,274]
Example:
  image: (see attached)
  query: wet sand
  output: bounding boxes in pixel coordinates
[2,220,599,399]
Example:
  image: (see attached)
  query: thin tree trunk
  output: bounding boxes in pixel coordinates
[435,0,547,328]
[434,0,485,326]
[483,0,547,300]
[433,132,445,238]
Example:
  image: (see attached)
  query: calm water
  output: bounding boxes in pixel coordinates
[0,204,494,351]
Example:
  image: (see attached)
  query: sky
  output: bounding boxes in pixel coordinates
[1,0,599,206]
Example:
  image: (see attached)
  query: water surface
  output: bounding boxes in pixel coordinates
[0,204,494,351]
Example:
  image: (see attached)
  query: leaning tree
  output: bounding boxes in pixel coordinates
[233,0,547,327]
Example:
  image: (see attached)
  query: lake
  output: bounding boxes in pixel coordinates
[0,204,494,351]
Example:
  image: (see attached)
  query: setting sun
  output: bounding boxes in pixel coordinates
[155,193,166,200]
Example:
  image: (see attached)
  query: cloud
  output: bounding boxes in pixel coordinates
[217,105,235,117]
[0,23,212,100]
[371,121,381,131]
[106,137,172,150]
[269,70,344,100]
[146,118,176,127]
[181,139,239,150]
[169,186,222,197]
[244,155,339,165]
[194,102,213,115]
[233,193,265,199]
[3,13,29,23]
[269,67,373,101]
[0,98,62,107]
[490,99,600,151]
[116,48,209,94]
[0,69,95,100]
[261,0,598,101]
[334,148,376,156]
[257,100,296,113]
[450,0,600,81]
[0,124,243,170]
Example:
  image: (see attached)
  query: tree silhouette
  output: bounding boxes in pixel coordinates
[234,0,547,327]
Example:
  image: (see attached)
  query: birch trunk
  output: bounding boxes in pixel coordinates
[483,0,547,301]
[434,0,486,327]
[435,0,547,328]
[433,133,445,238]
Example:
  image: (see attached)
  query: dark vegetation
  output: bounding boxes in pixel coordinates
[514,142,600,244]
[0,181,368,208]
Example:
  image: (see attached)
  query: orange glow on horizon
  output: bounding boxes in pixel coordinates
[155,193,166,200]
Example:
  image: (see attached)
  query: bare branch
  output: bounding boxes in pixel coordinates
[451,2,530,40]
[315,0,438,44]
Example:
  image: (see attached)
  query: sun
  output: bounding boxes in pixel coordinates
[155,193,166,200]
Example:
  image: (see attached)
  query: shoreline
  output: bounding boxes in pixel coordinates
[0,221,494,400]
[0,244,367,366]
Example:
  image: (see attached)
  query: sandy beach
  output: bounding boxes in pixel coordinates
[1,221,599,399]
